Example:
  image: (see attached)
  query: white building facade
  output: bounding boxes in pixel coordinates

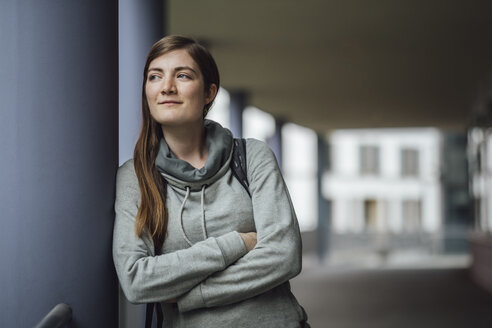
[323,128,442,236]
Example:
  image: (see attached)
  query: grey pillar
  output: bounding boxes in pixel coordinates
[440,132,472,253]
[229,91,247,138]
[317,135,331,261]
[119,0,166,164]
[267,119,284,169]
[0,1,118,327]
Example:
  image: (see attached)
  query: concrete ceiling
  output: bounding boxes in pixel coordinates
[168,0,492,132]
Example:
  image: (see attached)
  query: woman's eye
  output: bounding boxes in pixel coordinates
[177,73,190,79]
[148,74,159,81]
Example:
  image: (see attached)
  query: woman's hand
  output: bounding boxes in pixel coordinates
[239,232,257,251]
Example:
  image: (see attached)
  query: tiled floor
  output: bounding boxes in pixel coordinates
[290,255,492,328]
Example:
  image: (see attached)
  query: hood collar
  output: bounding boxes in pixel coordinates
[155,120,234,190]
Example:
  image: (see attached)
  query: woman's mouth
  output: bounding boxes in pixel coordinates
[159,100,182,105]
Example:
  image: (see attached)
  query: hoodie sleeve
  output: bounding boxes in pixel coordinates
[177,139,302,312]
[112,160,248,304]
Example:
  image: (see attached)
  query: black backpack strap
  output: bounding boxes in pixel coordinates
[145,303,154,328]
[145,243,164,328]
[231,138,250,197]
[145,302,163,328]
[156,302,163,328]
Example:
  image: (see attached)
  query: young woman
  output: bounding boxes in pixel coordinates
[113,35,309,328]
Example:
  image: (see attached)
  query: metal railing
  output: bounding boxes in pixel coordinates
[34,303,72,328]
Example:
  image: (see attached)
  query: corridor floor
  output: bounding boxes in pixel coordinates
[290,258,492,328]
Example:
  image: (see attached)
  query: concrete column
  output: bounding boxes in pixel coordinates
[267,119,284,169]
[0,1,118,327]
[317,135,331,261]
[440,132,472,253]
[229,91,247,138]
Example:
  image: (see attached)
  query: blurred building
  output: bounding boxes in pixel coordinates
[323,128,443,254]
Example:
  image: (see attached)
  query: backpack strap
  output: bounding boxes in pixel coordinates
[156,302,163,327]
[145,303,154,328]
[145,300,163,328]
[145,244,164,328]
[231,138,251,197]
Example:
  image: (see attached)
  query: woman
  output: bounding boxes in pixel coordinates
[113,35,309,327]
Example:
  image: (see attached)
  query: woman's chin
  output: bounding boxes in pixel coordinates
[156,117,204,129]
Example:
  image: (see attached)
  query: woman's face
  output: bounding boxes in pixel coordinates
[145,49,216,127]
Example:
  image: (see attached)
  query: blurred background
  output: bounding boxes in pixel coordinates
[1,0,492,327]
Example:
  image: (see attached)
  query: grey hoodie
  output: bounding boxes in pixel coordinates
[113,120,308,327]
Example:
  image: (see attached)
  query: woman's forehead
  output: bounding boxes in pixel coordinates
[149,49,199,72]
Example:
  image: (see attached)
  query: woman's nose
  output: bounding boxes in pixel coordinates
[161,77,176,94]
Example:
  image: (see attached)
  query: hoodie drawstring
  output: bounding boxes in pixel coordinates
[200,185,208,239]
[178,185,208,247]
[179,187,193,246]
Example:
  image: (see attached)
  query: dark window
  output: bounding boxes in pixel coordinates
[360,145,379,175]
[402,199,421,232]
[401,148,419,177]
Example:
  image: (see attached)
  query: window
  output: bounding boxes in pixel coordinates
[401,148,419,177]
[360,145,380,175]
[402,199,421,232]
[364,199,378,232]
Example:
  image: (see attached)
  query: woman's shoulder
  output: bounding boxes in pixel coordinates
[116,159,139,191]
[244,138,280,169]
[118,159,136,176]
[244,138,271,155]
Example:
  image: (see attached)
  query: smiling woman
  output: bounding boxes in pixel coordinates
[112,35,309,328]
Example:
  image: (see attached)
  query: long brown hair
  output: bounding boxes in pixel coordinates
[133,35,220,250]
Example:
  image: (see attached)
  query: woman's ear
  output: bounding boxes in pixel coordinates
[205,84,218,104]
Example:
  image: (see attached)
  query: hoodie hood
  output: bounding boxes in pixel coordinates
[155,120,234,190]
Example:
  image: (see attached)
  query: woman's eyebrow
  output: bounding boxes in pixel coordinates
[148,66,197,74]
[174,66,197,74]
[148,67,163,73]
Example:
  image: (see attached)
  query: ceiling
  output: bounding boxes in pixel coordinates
[168,0,492,132]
